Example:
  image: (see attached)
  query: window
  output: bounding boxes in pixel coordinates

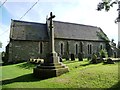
[38,42,42,54]
[66,41,69,54]
[113,52,117,58]
[100,44,103,50]
[88,44,89,54]
[80,42,83,53]
[40,42,42,54]
[88,44,92,54]
[76,44,78,55]
[60,43,63,55]
[90,44,92,54]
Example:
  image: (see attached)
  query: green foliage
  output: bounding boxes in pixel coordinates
[96,31,110,57]
[1,51,5,57]
[91,53,98,64]
[97,31,109,41]
[100,49,108,58]
[97,0,117,11]
[1,61,119,88]
[97,0,119,23]
[92,53,97,60]
[1,51,8,63]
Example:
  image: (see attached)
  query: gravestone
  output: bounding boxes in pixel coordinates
[71,54,75,61]
[33,12,69,79]
[78,52,83,61]
[65,52,69,60]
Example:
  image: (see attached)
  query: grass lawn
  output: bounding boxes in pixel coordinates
[1,59,120,89]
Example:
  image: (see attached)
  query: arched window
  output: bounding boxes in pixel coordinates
[80,42,83,53]
[90,44,92,54]
[66,41,69,54]
[113,51,117,58]
[38,42,43,54]
[60,43,63,55]
[100,44,103,50]
[40,42,42,54]
[88,44,89,54]
[88,44,92,54]
[76,44,78,55]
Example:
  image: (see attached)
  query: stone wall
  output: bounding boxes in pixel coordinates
[7,39,107,62]
[8,40,49,62]
[55,39,106,58]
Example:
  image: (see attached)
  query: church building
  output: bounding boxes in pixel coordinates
[5,19,110,62]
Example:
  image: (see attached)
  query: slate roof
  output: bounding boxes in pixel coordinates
[10,20,48,41]
[53,21,108,41]
[10,20,109,41]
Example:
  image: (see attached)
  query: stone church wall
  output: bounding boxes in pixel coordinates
[7,39,106,62]
[55,39,106,58]
[8,40,49,62]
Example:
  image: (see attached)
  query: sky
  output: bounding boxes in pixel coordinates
[0,0,119,52]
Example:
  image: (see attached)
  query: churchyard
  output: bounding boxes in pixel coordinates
[1,59,120,89]
[1,11,120,89]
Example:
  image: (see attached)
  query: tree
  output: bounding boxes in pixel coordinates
[97,0,117,11]
[97,1,120,56]
[97,0,120,23]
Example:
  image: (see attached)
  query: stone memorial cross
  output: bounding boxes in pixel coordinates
[33,12,69,79]
[48,12,55,53]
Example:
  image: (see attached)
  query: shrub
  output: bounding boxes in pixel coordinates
[1,51,8,63]
[99,49,108,58]
[90,53,97,64]
[87,56,91,60]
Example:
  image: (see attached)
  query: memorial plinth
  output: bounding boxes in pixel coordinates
[33,12,69,79]
[33,62,69,78]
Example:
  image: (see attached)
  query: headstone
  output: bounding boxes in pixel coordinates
[71,54,75,61]
[78,52,83,61]
[65,52,69,60]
